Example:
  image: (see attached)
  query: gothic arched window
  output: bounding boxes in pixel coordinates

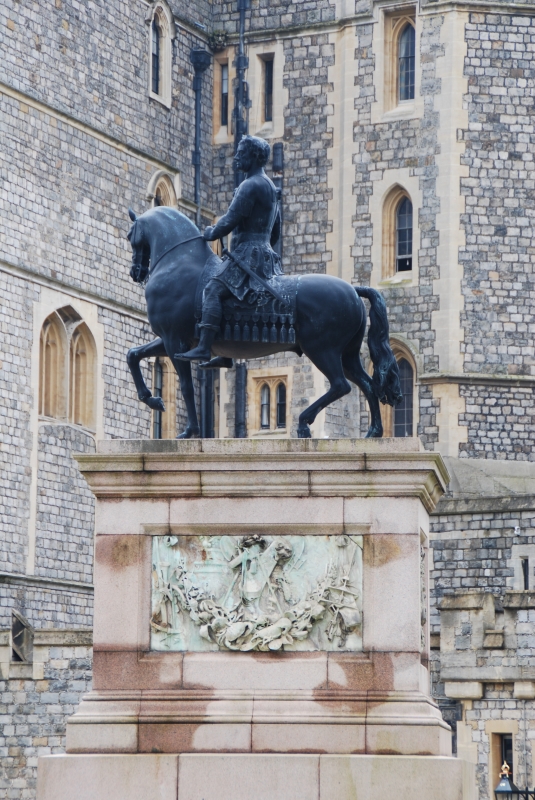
[69,323,97,429]
[399,23,415,102]
[393,358,414,437]
[260,384,270,429]
[39,313,67,420]
[396,196,413,272]
[39,309,97,430]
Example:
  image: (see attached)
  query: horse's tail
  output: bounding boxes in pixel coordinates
[355,286,402,407]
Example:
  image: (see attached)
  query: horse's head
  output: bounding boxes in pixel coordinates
[127,209,150,284]
[374,356,403,407]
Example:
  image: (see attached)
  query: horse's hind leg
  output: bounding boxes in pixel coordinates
[126,338,166,411]
[172,358,200,439]
[342,351,383,438]
[297,349,351,438]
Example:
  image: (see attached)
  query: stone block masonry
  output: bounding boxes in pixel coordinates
[0,629,92,800]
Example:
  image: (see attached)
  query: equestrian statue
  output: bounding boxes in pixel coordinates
[126,135,402,439]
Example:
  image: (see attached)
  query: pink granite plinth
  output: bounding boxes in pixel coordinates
[37,440,476,799]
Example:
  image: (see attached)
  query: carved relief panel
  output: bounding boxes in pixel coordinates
[151,533,363,652]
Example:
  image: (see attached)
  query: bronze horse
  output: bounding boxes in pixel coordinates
[126,206,402,438]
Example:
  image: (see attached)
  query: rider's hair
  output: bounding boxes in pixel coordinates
[241,135,270,167]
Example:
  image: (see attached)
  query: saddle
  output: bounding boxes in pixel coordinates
[195,254,300,345]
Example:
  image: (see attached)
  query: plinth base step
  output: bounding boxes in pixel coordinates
[38,753,475,800]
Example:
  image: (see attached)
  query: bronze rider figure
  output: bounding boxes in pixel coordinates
[175,135,281,366]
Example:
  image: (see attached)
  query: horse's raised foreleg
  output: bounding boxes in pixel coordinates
[172,357,200,439]
[342,352,383,438]
[126,338,166,411]
[297,349,351,438]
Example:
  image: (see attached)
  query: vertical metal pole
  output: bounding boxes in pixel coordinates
[271,141,284,261]
[235,362,247,438]
[197,366,215,439]
[233,0,250,187]
[190,49,211,227]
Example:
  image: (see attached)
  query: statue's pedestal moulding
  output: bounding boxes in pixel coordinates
[37,439,476,800]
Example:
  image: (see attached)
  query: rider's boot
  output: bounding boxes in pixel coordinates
[199,356,234,370]
[175,322,219,362]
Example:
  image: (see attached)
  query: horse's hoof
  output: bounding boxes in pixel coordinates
[177,426,201,440]
[297,424,311,439]
[146,396,165,412]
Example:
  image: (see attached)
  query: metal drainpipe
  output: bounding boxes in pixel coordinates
[190,48,211,228]
[271,142,284,261]
[233,0,250,187]
[235,362,247,438]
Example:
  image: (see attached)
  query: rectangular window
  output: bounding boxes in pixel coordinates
[394,358,413,437]
[221,63,229,126]
[151,20,160,96]
[398,23,415,102]
[522,558,529,590]
[396,197,413,272]
[501,734,514,781]
[264,58,273,123]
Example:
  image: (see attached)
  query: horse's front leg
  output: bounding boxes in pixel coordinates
[126,338,167,411]
[173,357,200,439]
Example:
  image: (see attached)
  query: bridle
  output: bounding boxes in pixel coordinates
[149,234,203,272]
[129,222,203,284]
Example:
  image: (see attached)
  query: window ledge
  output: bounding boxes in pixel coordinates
[38,416,96,436]
[214,126,232,145]
[381,103,419,122]
[149,91,172,110]
[251,428,288,438]
[379,272,414,287]
[253,121,275,139]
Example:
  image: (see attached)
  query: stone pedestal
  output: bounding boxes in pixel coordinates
[37,439,476,800]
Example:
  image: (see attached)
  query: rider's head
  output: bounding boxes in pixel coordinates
[237,135,270,170]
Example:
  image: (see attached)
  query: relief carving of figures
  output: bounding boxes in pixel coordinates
[151,533,363,652]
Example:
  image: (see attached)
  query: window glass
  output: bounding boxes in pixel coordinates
[221,63,229,126]
[260,384,270,429]
[501,734,514,782]
[39,318,62,419]
[153,358,163,439]
[396,197,413,272]
[394,358,413,437]
[152,19,160,95]
[399,24,415,102]
[264,59,273,122]
[276,382,286,428]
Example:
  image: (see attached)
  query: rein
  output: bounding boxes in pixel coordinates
[149,234,204,273]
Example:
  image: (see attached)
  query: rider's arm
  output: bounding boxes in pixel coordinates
[204,184,253,240]
[270,208,281,248]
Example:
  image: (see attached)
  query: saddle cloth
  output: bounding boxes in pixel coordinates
[195,253,300,345]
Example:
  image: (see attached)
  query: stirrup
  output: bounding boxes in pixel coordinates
[174,347,212,362]
[199,357,234,370]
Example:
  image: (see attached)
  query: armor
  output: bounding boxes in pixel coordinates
[175,135,282,366]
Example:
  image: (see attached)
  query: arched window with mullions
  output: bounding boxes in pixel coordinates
[396,196,413,272]
[393,358,414,437]
[260,384,271,429]
[39,307,97,430]
[398,23,415,102]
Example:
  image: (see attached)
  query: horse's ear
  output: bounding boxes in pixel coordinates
[128,208,137,221]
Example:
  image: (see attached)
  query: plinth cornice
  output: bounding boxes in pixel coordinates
[75,439,449,513]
